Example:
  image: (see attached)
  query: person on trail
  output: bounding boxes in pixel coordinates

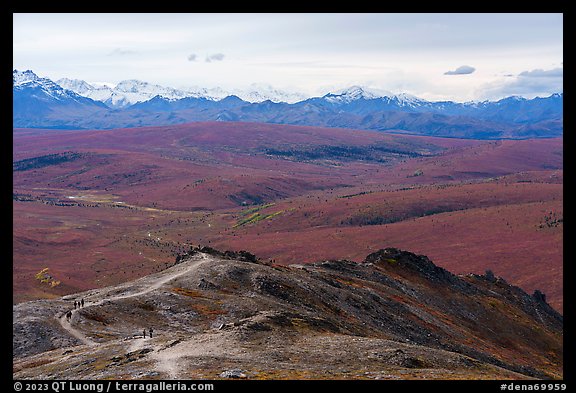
[66,311,72,321]
[74,301,77,309]
[143,329,146,339]
[81,298,84,307]
[149,328,153,338]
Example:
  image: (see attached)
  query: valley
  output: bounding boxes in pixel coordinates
[13,122,563,313]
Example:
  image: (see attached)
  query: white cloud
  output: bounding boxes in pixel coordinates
[476,67,563,100]
[108,48,136,56]
[205,53,224,63]
[518,67,563,78]
[444,65,476,75]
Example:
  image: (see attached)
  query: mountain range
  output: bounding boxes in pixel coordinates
[13,70,563,139]
[56,77,308,107]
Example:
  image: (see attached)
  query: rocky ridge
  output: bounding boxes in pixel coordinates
[13,247,563,380]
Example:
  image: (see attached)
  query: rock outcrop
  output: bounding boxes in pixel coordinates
[13,247,563,380]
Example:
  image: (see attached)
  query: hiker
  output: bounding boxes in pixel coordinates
[74,301,77,309]
[81,298,85,307]
[143,329,146,339]
[66,311,72,321]
[149,328,153,338]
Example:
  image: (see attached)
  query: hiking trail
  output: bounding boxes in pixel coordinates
[57,253,213,346]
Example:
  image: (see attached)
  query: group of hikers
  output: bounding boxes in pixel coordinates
[142,328,154,338]
[63,298,156,339]
[65,298,86,321]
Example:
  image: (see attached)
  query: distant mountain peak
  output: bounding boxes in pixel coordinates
[114,79,153,93]
[57,78,98,95]
[13,69,41,86]
[13,69,77,101]
[501,95,527,102]
[323,86,427,107]
[324,85,391,102]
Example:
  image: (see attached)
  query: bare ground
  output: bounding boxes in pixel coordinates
[13,250,562,380]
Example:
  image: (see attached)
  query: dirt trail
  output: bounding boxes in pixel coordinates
[150,331,246,379]
[56,253,213,346]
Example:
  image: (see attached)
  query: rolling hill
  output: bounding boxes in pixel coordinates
[13,122,563,313]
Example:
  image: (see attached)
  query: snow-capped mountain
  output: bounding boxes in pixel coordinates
[58,77,307,107]
[57,78,97,95]
[323,85,394,103]
[13,70,108,128]
[320,86,430,110]
[231,83,308,104]
[114,80,198,103]
[14,70,81,101]
[57,78,116,105]
[58,78,209,108]
[13,69,41,86]
[181,85,230,101]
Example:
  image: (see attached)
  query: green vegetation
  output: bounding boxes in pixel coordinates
[239,203,276,217]
[34,268,60,288]
[234,210,285,228]
[233,203,288,228]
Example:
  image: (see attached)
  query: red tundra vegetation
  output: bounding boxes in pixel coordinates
[13,122,563,312]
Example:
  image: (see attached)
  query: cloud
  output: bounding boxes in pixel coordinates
[187,53,198,62]
[108,48,136,56]
[476,67,563,100]
[518,67,563,78]
[444,65,476,75]
[205,53,225,62]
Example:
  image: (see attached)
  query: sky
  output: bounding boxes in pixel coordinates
[13,13,563,102]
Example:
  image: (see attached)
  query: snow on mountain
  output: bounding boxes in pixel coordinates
[59,79,191,108]
[114,79,191,101]
[13,70,109,128]
[55,75,309,106]
[13,70,85,101]
[323,86,428,108]
[13,70,40,86]
[393,92,428,107]
[181,85,229,101]
[231,83,308,104]
[324,85,390,103]
[56,78,214,108]
[58,78,118,106]
[57,78,96,95]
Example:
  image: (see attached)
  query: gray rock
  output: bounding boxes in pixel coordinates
[219,369,247,378]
